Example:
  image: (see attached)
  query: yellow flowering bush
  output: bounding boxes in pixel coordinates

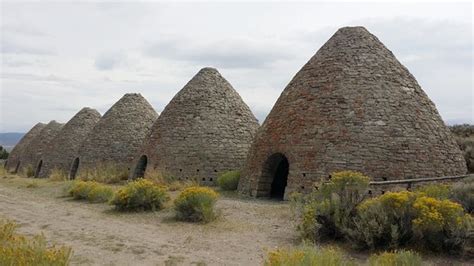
[111,179,169,211]
[68,180,114,203]
[350,191,472,252]
[174,186,219,223]
[265,245,356,266]
[0,220,72,265]
[368,250,422,266]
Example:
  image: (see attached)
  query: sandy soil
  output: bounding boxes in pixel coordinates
[0,177,297,266]
[0,176,471,266]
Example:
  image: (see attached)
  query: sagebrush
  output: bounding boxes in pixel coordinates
[217,170,240,191]
[68,180,114,203]
[174,186,219,223]
[0,220,72,265]
[111,179,169,211]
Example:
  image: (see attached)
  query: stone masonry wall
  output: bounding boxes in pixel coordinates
[239,26,467,198]
[5,122,46,173]
[137,68,259,185]
[37,107,101,178]
[78,93,158,172]
[20,121,64,174]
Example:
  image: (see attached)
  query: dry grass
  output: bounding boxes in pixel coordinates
[49,168,68,181]
[77,163,129,184]
[146,169,199,191]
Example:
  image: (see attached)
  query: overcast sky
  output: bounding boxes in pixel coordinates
[0,1,472,132]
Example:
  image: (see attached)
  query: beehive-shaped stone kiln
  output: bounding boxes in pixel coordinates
[36,107,101,179]
[239,26,467,199]
[5,122,46,173]
[132,67,259,185]
[20,120,64,177]
[78,93,158,174]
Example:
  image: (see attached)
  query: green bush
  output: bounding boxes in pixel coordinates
[217,170,240,191]
[68,180,114,203]
[415,184,451,200]
[450,177,474,213]
[368,250,422,266]
[294,171,370,241]
[294,171,473,254]
[174,186,219,223]
[0,220,72,265]
[265,245,355,266]
[111,179,169,211]
[349,191,472,253]
[24,164,34,178]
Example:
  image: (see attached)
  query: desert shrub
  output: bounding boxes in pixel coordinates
[0,220,72,265]
[111,179,169,211]
[68,180,114,203]
[415,184,451,200]
[294,171,370,241]
[450,177,474,213]
[77,163,128,184]
[217,170,240,191]
[49,168,68,181]
[368,250,422,266]
[174,186,219,223]
[349,191,472,253]
[265,245,355,266]
[146,169,198,191]
[24,164,34,177]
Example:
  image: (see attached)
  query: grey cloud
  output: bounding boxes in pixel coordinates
[144,37,296,68]
[1,24,47,37]
[1,72,70,83]
[94,52,126,70]
[1,38,54,55]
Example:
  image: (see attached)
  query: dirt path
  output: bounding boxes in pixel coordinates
[0,178,297,266]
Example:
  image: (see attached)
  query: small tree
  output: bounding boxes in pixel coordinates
[0,146,9,159]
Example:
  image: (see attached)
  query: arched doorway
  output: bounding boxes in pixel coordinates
[69,158,80,180]
[13,161,20,174]
[132,155,148,179]
[34,160,43,178]
[257,153,289,200]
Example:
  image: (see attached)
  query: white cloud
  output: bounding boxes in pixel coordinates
[0,2,472,132]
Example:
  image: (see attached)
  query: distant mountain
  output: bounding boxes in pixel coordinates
[0,133,25,151]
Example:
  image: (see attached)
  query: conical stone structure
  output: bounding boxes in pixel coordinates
[239,26,467,199]
[5,122,46,173]
[132,67,259,184]
[20,120,64,176]
[78,93,158,174]
[36,108,101,178]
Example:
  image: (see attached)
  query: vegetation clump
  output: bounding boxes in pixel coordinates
[265,245,355,266]
[293,171,473,254]
[265,245,424,266]
[49,168,68,181]
[174,186,219,223]
[368,250,422,266]
[0,145,8,160]
[77,163,129,184]
[111,179,169,211]
[0,220,72,265]
[24,164,34,178]
[217,170,240,191]
[295,171,370,241]
[146,169,198,191]
[68,180,114,203]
